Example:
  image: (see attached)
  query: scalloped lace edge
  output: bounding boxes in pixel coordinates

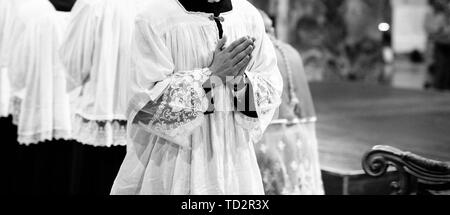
[71,115,127,147]
[18,130,72,146]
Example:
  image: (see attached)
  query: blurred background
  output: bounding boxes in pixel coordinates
[251,0,450,195]
[251,0,450,90]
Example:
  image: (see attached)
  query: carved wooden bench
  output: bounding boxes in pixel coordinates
[362,145,450,195]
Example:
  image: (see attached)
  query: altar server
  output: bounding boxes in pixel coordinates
[111,0,283,195]
[60,0,151,147]
[8,0,72,144]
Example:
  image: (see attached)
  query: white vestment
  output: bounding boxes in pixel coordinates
[7,0,72,144]
[60,0,150,147]
[111,0,283,195]
[0,0,13,117]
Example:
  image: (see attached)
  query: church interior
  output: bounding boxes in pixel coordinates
[0,0,449,195]
[251,0,450,195]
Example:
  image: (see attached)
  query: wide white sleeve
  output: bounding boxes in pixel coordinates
[127,19,211,149]
[7,19,28,94]
[235,16,283,143]
[59,0,98,91]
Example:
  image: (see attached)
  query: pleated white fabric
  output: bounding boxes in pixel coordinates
[111,0,283,195]
[0,0,14,117]
[0,67,10,117]
[60,0,150,147]
[7,0,72,144]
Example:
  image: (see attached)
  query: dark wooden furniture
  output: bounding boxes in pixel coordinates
[310,81,450,194]
[363,145,450,195]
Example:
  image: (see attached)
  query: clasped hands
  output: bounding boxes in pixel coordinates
[207,36,256,90]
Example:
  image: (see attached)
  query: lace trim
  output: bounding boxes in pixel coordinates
[72,114,127,147]
[8,96,73,145]
[271,117,318,125]
[257,124,324,195]
[233,72,282,143]
[137,68,211,148]
[138,115,204,149]
[18,130,72,146]
[247,73,281,115]
[235,112,262,143]
[259,149,324,195]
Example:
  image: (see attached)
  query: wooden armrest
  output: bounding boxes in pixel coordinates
[362,145,450,195]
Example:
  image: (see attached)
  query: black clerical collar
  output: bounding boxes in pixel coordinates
[177,0,233,16]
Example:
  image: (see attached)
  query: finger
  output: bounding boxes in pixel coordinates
[236,55,252,76]
[232,45,254,66]
[234,54,252,74]
[230,39,254,58]
[224,36,248,53]
[215,36,227,53]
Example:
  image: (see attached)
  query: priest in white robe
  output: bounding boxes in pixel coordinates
[111,0,283,195]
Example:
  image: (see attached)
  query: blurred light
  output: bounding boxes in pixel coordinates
[378,23,390,32]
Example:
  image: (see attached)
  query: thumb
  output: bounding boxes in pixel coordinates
[215,36,227,53]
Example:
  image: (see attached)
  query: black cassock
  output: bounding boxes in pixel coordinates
[0,114,125,195]
[49,0,76,11]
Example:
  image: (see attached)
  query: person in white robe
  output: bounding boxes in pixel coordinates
[7,0,72,144]
[111,0,283,195]
[255,10,324,195]
[60,0,150,147]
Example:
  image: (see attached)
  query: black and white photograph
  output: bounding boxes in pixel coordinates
[0,0,449,205]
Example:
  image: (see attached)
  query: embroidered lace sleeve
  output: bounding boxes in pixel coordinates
[127,19,211,148]
[234,15,283,143]
[133,69,211,148]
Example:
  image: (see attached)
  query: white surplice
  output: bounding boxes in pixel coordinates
[60,0,150,147]
[7,0,72,144]
[0,68,10,118]
[0,0,13,117]
[111,0,283,195]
